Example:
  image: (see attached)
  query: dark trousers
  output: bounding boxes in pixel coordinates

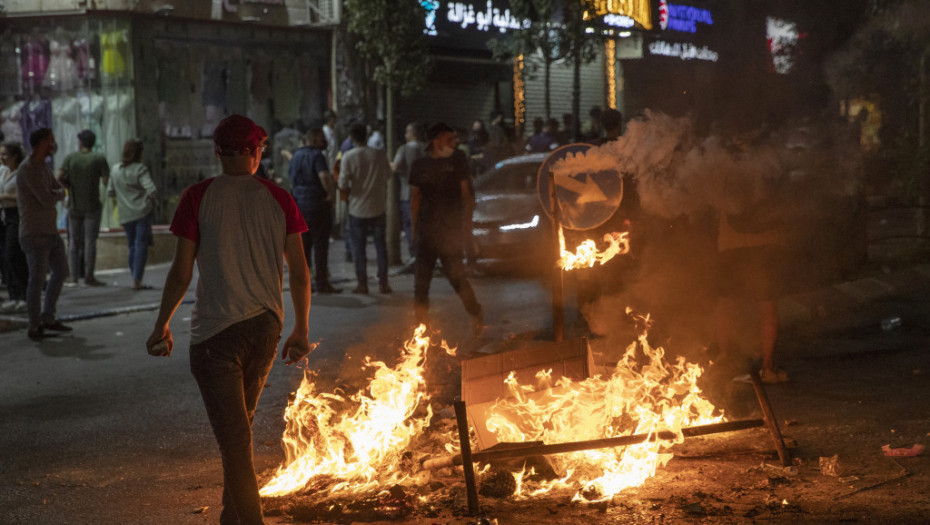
[299,202,333,287]
[399,200,413,258]
[123,212,153,283]
[349,213,388,285]
[21,234,68,329]
[190,311,281,525]
[67,208,102,281]
[414,230,481,324]
[2,208,29,301]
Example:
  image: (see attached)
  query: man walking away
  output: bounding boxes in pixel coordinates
[409,122,484,336]
[289,128,339,294]
[338,123,392,294]
[16,128,71,339]
[391,122,426,261]
[146,115,313,525]
[58,129,109,286]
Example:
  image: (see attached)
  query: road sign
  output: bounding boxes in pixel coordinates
[537,143,623,231]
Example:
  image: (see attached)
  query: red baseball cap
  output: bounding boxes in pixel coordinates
[213,114,267,154]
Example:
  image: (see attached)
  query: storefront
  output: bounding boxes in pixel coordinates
[0,7,330,227]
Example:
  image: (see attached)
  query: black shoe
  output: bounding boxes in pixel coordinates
[352,284,369,294]
[28,327,57,340]
[84,278,106,287]
[42,321,73,332]
[316,283,341,294]
[379,283,392,294]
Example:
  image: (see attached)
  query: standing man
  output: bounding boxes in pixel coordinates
[409,122,483,336]
[321,110,339,171]
[289,128,339,294]
[339,123,392,294]
[145,115,313,525]
[391,122,426,260]
[16,128,71,339]
[58,129,109,286]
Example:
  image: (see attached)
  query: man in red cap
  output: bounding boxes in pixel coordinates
[146,114,313,525]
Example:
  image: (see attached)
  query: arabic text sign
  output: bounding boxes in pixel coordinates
[648,40,719,62]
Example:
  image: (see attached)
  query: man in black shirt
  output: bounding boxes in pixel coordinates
[409,123,483,336]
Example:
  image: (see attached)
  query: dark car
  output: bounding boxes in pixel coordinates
[471,153,555,273]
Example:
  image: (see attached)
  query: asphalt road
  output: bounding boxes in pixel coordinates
[1,258,928,524]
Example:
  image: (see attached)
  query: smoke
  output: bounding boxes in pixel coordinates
[566,110,864,383]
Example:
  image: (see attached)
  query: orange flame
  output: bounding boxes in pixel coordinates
[260,324,450,497]
[483,309,722,501]
[558,226,630,270]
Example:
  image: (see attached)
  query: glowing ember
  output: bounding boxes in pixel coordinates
[558,226,630,270]
[482,309,723,502]
[260,324,453,497]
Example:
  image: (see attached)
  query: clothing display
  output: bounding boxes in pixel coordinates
[21,98,52,154]
[100,29,128,81]
[43,40,79,92]
[21,38,50,94]
[51,97,81,169]
[1,102,24,145]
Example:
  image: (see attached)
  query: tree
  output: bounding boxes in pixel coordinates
[489,0,561,121]
[344,0,431,264]
[559,0,600,142]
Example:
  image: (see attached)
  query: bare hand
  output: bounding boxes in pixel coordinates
[146,327,174,357]
[281,331,315,365]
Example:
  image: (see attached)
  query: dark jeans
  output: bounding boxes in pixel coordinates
[21,233,69,329]
[399,200,413,259]
[67,208,102,281]
[190,311,281,525]
[2,208,29,301]
[414,229,481,324]
[123,212,153,283]
[349,214,388,285]
[299,202,333,287]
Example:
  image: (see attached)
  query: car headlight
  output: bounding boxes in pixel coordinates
[499,215,539,232]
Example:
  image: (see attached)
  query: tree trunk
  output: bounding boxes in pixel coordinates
[544,58,551,120]
[386,83,402,265]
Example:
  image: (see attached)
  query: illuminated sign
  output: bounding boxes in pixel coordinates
[604,13,636,29]
[658,0,713,33]
[425,1,527,35]
[648,40,718,62]
[587,0,653,30]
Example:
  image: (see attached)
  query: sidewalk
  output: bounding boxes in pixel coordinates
[0,240,410,333]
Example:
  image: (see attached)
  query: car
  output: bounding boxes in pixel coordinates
[470,153,555,273]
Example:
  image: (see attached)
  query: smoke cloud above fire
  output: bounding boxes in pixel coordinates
[563,109,865,374]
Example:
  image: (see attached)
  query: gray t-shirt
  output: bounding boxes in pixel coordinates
[107,162,157,224]
[338,145,391,218]
[169,174,307,344]
[393,140,426,201]
[15,156,64,237]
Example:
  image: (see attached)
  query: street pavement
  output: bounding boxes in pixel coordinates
[1,240,929,524]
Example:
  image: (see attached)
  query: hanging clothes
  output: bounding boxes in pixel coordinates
[77,91,105,154]
[20,98,52,153]
[100,29,129,81]
[52,96,81,169]
[74,38,96,82]
[1,101,25,145]
[21,38,50,95]
[43,39,79,92]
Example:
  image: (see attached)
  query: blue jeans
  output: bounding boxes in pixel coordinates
[123,213,153,283]
[349,214,388,285]
[189,311,281,525]
[20,234,69,329]
[67,208,102,281]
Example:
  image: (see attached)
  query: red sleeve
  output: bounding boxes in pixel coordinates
[169,179,213,243]
[256,177,309,235]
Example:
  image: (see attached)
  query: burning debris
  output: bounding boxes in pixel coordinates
[259,309,767,521]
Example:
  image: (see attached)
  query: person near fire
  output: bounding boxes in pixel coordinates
[16,128,72,339]
[714,127,789,384]
[409,122,484,336]
[338,123,392,294]
[289,128,340,294]
[146,114,313,525]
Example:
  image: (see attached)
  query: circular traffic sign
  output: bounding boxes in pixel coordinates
[537,143,623,231]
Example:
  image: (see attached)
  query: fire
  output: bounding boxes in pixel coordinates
[483,310,723,501]
[558,226,630,270]
[260,324,453,497]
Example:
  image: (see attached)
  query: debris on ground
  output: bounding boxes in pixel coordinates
[881,444,924,457]
[819,454,842,476]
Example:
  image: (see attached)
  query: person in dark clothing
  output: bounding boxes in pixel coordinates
[409,122,484,336]
[289,128,339,294]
